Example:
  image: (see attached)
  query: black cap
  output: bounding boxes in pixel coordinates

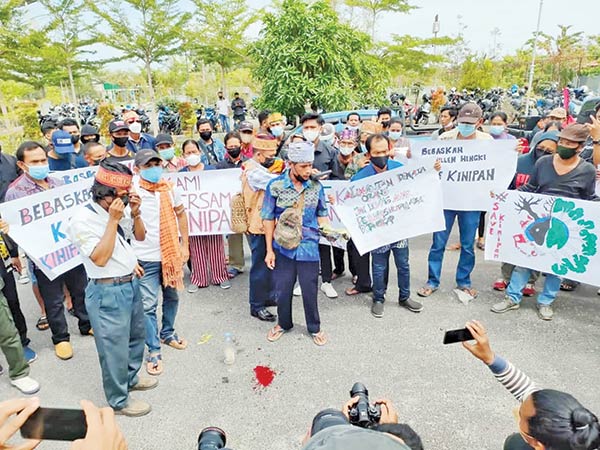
[109,119,129,133]
[134,149,162,167]
[155,133,174,146]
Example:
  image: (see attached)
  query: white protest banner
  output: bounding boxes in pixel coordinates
[485,190,600,286]
[320,180,348,249]
[0,180,93,280]
[164,168,242,235]
[50,166,97,185]
[335,166,445,255]
[410,139,518,211]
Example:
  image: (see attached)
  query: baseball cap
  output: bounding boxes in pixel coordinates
[134,149,162,167]
[548,107,567,119]
[457,103,483,124]
[109,119,129,133]
[155,133,174,146]
[238,121,254,132]
[51,130,75,154]
[557,123,589,143]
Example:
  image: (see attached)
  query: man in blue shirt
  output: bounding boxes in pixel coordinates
[123,111,156,153]
[262,142,330,346]
[352,134,423,318]
[48,130,76,171]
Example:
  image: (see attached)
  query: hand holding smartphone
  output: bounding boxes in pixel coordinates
[443,327,474,345]
[21,407,87,441]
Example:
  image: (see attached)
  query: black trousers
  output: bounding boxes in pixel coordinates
[504,434,533,450]
[318,244,345,283]
[1,267,29,347]
[347,240,371,292]
[34,264,90,344]
[478,211,486,239]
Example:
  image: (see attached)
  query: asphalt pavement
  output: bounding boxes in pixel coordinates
[1,232,599,450]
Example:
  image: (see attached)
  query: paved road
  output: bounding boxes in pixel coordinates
[1,232,599,450]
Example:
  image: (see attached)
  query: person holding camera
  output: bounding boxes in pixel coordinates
[463,320,600,450]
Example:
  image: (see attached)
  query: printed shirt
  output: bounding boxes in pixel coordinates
[5,173,63,201]
[261,170,328,262]
[0,153,19,202]
[352,159,407,253]
[198,139,226,166]
[163,156,188,173]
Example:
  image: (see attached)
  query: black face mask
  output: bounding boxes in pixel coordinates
[370,155,388,169]
[294,171,310,183]
[91,157,105,166]
[380,120,390,128]
[81,135,99,144]
[120,194,129,207]
[200,131,212,141]
[112,136,129,147]
[261,157,275,168]
[534,148,552,160]
[71,134,81,145]
[227,147,242,159]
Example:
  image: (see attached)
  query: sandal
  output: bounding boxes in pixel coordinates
[446,243,461,251]
[36,316,49,331]
[161,334,188,350]
[457,286,478,299]
[345,287,363,296]
[559,281,577,292]
[476,238,485,251]
[311,331,327,346]
[146,354,163,376]
[267,325,286,342]
[416,286,438,297]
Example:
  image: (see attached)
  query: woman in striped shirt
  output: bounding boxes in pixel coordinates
[463,320,599,450]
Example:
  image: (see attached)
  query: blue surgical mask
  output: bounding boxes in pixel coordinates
[388,131,402,141]
[270,126,283,137]
[140,166,163,183]
[159,147,175,161]
[359,143,367,153]
[27,164,50,180]
[457,123,476,137]
[489,125,505,136]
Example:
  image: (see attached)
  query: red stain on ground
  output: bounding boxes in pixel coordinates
[253,365,275,388]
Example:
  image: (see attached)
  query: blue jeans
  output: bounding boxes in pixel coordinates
[219,114,230,133]
[138,261,180,354]
[506,267,561,305]
[247,234,273,313]
[427,210,480,288]
[372,246,410,302]
[85,278,145,409]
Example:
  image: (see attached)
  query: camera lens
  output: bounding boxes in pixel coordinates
[311,409,349,436]
[198,427,226,450]
[349,382,368,398]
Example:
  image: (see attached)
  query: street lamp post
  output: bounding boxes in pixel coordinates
[525,0,544,115]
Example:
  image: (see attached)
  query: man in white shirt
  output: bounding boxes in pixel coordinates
[68,160,156,417]
[216,90,231,133]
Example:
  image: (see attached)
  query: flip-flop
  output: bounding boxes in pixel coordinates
[146,354,163,376]
[161,334,188,350]
[416,286,438,297]
[345,287,363,296]
[311,331,327,346]
[36,316,49,331]
[267,325,286,342]
[446,243,461,251]
[457,286,478,299]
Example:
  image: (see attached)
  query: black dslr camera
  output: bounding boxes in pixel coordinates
[348,382,381,428]
[198,427,233,450]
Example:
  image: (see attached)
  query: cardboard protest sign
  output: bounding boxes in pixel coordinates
[411,139,518,211]
[320,180,348,249]
[485,190,600,286]
[335,166,445,255]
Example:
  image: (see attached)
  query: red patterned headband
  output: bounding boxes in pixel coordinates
[95,166,132,189]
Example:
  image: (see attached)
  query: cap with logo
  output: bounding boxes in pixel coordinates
[109,119,129,133]
[51,130,75,154]
[457,103,483,124]
[238,121,254,132]
[134,149,163,167]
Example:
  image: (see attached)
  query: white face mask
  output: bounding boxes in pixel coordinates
[129,122,142,134]
[339,145,355,156]
[303,129,319,142]
[241,133,253,144]
[185,154,201,167]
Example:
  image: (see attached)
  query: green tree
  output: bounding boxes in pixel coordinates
[251,0,389,118]
[189,0,258,93]
[458,56,495,90]
[90,0,191,133]
[344,0,414,40]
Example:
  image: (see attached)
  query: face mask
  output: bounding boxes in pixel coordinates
[200,131,212,141]
[241,133,253,144]
[370,155,388,169]
[159,147,175,161]
[71,134,80,145]
[489,125,505,136]
[112,136,129,147]
[120,194,130,207]
[270,126,283,137]
[227,147,242,159]
[556,145,577,160]
[303,129,319,142]
[185,154,201,167]
[128,122,142,134]
[140,166,163,183]
[26,164,50,180]
[81,136,99,144]
[347,126,359,132]
[457,123,476,137]
[321,135,334,144]
[444,121,455,130]
[388,131,402,141]
[380,120,390,128]
[261,156,275,168]
[294,171,310,182]
[91,157,105,166]
[359,143,367,153]
[339,145,355,156]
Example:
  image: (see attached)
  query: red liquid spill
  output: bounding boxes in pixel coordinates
[254,365,275,388]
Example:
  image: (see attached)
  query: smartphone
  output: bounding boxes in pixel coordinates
[21,408,87,441]
[310,170,332,180]
[443,328,474,345]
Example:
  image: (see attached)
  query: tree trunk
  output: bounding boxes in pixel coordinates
[67,62,77,104]
[219,64,226,96]
[145,58,159,135]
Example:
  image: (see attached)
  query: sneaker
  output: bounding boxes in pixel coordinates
[227,267,242,278]
[492,279,508,291]
[399,297,423,313]
[537,304,554,321]
[130,377,159,392]
[54,341,73,360]
[371,301,384,318]
[11,376,40,395]
[293,285,301,296]
[522,283,536,297]
[114,398,151,417]
[187,284,199,293]
[220,280,231,289]
[320,282,338,298]
[17,274,30,284]
[23,346,37,364]
[491,298,520,314]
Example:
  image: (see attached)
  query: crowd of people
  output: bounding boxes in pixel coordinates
[0,96,599,448]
